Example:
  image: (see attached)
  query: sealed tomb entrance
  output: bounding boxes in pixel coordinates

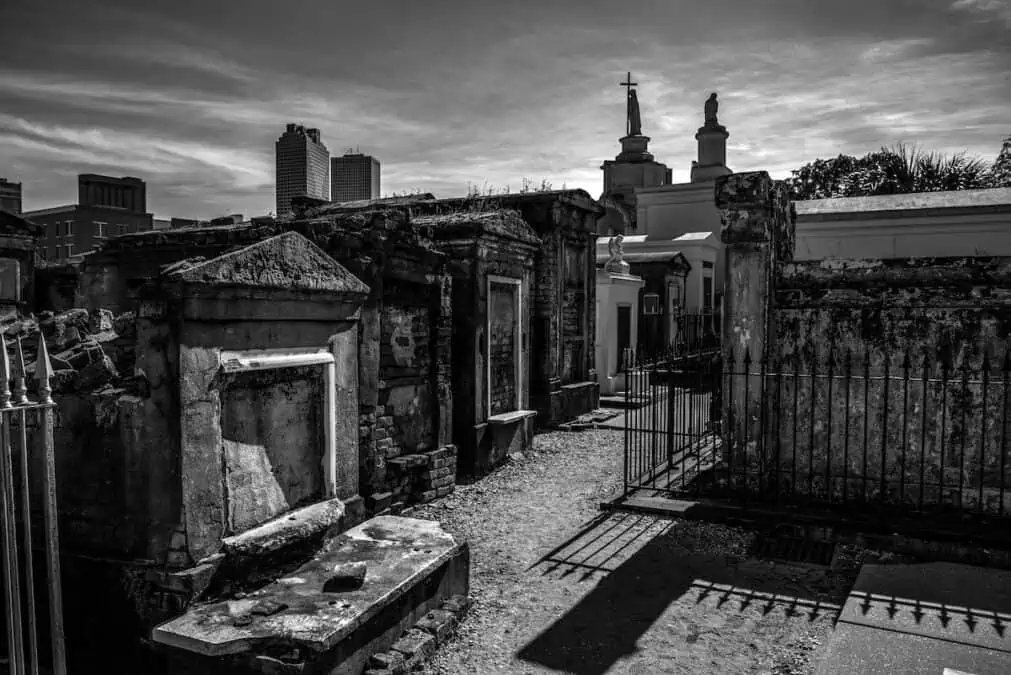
[488,276,523,415]
[218,353,332,533]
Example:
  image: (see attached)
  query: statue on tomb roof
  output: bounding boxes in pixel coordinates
[705,93,719,125]
[628,90,643,137]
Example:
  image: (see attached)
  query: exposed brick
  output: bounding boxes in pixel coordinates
[366,491,393,512]
[435,485,454,498]
[421,466,453,480]
[369,650,406,673]
[390,629,436,669]
[432,475,454,489]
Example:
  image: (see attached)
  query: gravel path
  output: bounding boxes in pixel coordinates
[405,428,865,675]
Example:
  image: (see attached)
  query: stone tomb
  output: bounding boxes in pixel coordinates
[412,190,605,426]
[595,237,646,396]
[420,210,540,476]
[132,231,369,569]
[154,516,470,675]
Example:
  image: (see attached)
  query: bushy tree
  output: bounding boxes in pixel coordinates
[787,141,997,200]
[990,135,1011,188]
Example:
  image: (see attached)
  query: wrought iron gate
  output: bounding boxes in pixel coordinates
[622,343,722,496]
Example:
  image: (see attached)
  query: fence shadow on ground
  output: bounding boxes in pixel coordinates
[517,513,843,675]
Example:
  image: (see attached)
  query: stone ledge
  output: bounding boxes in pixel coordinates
[487,409,537,425]
[561,381,595,391]
[221,497,346,560]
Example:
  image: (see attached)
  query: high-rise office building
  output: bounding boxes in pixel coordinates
[0,178,23,214]
[275,124,329,219]
[330,152,380,203]
[22,174,154,263]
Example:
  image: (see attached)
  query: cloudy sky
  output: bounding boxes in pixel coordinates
[1,0,1009,220]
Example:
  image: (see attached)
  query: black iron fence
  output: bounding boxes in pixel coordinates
[1,333,66,675]
[703,346,1011,526]
[622,343,722,494]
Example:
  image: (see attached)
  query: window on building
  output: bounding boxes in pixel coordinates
[66,243,75,258]
[703,275,713,311]
[65,220,74,237]
[117,223,129,236]
[94,221,107,238]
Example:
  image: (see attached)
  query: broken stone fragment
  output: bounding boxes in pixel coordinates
[322,562,367,592]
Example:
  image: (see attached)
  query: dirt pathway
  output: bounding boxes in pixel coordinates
[405,429,864,675]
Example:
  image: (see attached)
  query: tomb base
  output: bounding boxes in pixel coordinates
[462,410,537,477]
[152,516,470,675]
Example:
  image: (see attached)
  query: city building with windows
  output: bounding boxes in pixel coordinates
[0,178,23,214]
[275,124,329,219]
[330,152,380,203]
[22,174,154,263]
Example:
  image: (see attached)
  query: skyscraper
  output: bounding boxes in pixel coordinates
[330,152,381,203]
[275,124,330,219]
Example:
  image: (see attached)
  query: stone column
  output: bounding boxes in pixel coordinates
[715,171,795,475]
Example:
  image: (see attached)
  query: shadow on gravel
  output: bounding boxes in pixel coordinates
[517,514,842,675]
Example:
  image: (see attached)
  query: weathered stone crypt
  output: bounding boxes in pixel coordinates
[135,231,367,565]
[136,231,469,674]
[420,209,540,476]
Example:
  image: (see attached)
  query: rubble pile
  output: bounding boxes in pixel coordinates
[1,307,139,402]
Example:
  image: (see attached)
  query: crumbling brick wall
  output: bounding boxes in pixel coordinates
[285,210,455,513]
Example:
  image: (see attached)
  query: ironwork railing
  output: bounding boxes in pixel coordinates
[622,342,722,495]
[710,346,1011,527]
[0,332,66,675]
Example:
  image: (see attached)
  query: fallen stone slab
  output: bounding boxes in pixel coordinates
[153,516,470,675]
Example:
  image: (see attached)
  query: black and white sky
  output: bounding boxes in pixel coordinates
[1,0,1009,219]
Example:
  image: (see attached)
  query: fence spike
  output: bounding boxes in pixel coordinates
[743,346,752,367]
[1004,348,1011,374]
[843,348,852,372]
[901,348,911,372]
[0,332,10,409]
[36,331,55,405]
[11,336,27,405]
[982,351,992,380]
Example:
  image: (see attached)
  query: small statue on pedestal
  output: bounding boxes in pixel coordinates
[605,234,630,274]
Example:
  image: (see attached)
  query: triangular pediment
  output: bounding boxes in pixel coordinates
[168,231,370,295]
